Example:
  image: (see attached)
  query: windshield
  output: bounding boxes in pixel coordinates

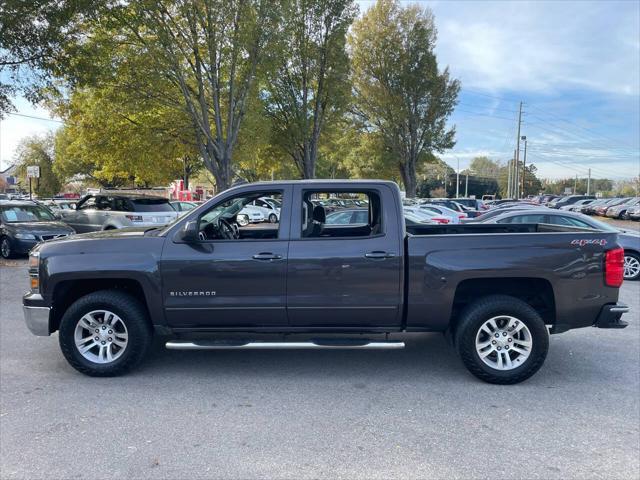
[1,205,56,223]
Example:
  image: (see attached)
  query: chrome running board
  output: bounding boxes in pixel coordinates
[165,340,405,350]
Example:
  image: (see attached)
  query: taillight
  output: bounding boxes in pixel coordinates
[605,248,624,287]
[434,217,449,224]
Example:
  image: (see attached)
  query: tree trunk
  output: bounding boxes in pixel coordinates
[399,161,418,198]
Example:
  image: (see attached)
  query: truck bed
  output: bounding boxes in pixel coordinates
[403,224,620,334]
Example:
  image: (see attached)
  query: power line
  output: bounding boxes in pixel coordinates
[3,112,64,124]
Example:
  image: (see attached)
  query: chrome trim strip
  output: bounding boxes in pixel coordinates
[166,341,405,350]
[23,305,51,336]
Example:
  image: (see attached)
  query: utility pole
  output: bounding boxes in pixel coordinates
[506,158,512,198]
[521,136,527,197]
[574,174,578,194]
[465,172,469,197]
[514,101,523,199]
[456,157,460,198]
[587,168,591,195]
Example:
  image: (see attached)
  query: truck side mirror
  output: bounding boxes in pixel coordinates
[177,220,199,243]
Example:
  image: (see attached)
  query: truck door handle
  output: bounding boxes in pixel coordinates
[252,253,282,261]
[365,251,394,259]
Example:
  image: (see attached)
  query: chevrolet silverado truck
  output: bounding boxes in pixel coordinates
[23,180,630,384]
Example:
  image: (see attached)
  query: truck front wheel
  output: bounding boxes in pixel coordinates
[454,295,549,385]
[58,290,152,377]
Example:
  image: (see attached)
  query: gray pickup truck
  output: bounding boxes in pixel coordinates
[23,180,629,384]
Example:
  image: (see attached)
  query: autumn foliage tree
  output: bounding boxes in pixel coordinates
[349,0,460,197]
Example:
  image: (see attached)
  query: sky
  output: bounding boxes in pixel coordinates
[1,0,639,181]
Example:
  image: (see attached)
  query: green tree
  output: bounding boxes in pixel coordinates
[349,0,460,197]
[15,134,62,197]
[265,0,357,178]
[0,0,96,116]
[53,87,200,188]
[98,0,283,191]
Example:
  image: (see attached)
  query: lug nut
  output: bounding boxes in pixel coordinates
[505,346,509,350]
[497,346,502,350]
[108,330,113,334]
[495,333,500,338]
[94,336,99,341]
[502,332,507,336]
[508,338,513,342]
[108,337,112,342]
[492,340,497,345]
[102,326,106,330]
[95,329,99,333]
[101,341,106,345]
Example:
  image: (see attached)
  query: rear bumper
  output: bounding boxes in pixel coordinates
[594,303,629,329]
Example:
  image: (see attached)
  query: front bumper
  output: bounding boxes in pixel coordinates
[23,293,51,336]
[12,238,38,255]
[594,303,629,329]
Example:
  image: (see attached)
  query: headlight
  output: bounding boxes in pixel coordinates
[15,233,36,240]
[29,252,40,293]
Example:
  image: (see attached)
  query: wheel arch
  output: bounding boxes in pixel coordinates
[450,277,556,331]
[50,278,152,333]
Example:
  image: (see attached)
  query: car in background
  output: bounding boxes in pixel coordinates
[481,209,640,281]
[325,208,369,225]
[581,198,616,215]
[548,195,595,209]
[170,201,198,213]
[58,193,179,232]
[628,205,640,221]
[1,200,75,258]
[419,204,466,224]
[594,198,630,216]
[453,198,488,211]
[561,198,595,211]
[462,204,541,223]
[247,197,281,223]
[403,207,451,224]
[236,205,265,226]
[606,197,640,220]
[403,210,437,226]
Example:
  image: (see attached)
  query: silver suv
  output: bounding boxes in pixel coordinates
[59,193,179,232]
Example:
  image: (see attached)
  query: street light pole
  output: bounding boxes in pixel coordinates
[456,157,460,198]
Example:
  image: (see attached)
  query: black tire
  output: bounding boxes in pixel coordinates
[268,213,278,223]
[454,295,549,385]
[0,236,14,259]
[624,252,640,281]
[58,290,152,377]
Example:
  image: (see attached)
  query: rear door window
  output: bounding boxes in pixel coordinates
[498,214,547,224]
[132,198,174,212]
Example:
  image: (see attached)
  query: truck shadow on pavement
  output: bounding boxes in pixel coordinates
[127,331,616,387]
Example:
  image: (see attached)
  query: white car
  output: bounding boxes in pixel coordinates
[418,204,465,224]
[236,205,265,226]
[247,197,281,223]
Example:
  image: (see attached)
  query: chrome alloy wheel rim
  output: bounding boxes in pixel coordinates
[623,255,640,279]
[475,316,532,371]
[74,310,128,364]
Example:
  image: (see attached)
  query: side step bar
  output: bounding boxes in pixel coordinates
[166,340,405,350]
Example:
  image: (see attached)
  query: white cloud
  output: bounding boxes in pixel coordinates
[431,0,640,96]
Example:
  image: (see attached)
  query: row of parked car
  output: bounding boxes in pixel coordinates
[527,194,640,220]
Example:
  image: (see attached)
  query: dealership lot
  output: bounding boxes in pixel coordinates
[0,263,638,479]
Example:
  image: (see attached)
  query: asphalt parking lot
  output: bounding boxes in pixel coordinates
[1,262,639,479]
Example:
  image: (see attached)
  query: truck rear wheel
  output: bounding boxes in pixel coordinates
[58,290,152,377]
[454,295,549,384]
